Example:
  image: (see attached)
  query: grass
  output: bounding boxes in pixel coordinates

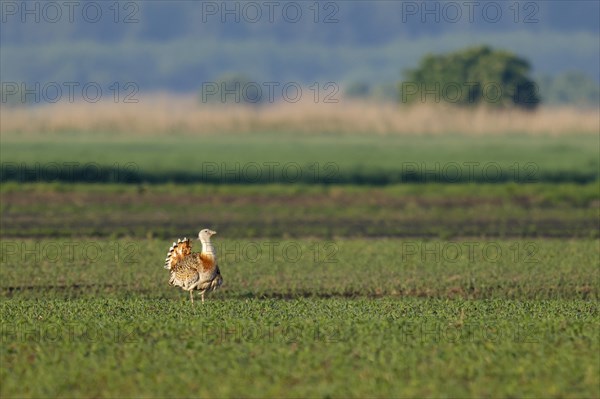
[1,298,598,398]
[1,182,598,397]
[1,238,599,397]
[1,238,597,300]
[1,125,598,397]
[1,183,598,238]
[1,133,599,184]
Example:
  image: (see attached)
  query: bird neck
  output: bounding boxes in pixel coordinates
[200,239,215,256]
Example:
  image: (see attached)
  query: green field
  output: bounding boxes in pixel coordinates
[2,238,598,300]
[1,133,598,183]
[1,297,597,398]
[1,182,598,239]
[1,132,599,398]
[2,237,599,397]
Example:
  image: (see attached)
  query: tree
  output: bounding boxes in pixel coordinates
[400,46,540,110]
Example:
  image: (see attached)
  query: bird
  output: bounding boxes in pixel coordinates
[164,228,223,303]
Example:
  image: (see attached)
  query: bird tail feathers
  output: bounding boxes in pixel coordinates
[164,238,192,269]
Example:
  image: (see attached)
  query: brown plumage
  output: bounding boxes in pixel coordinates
[164,229,222,303]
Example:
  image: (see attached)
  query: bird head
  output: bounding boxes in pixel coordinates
[198,228,217,242]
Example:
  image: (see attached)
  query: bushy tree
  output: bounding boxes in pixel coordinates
[400,46,540,110]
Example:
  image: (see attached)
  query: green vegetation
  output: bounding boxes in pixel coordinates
[402,46,540,109]
[1,183,598,239]
[1,298,598,398]
[1,133,598,184]
[1,238,598,300]
[2,236,598,397]
[1,130,598,398]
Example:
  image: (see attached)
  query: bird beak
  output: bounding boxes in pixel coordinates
[210,230,217,235]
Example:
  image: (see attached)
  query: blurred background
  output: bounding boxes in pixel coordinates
[1,1,599,101]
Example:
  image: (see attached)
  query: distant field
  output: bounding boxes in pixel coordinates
[1,133,598,184]
[1,183,598,238]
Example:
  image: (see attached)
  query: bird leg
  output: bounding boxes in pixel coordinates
[190,290,194,304]
[201,291,205,304]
